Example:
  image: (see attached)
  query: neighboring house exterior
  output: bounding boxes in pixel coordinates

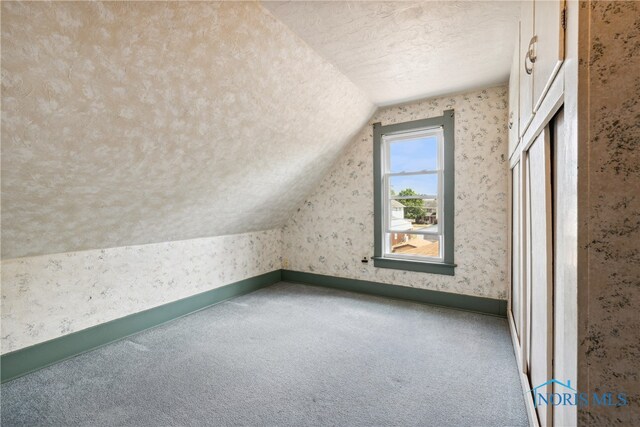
[390,199,439,252]
[390,200,412,246]
[422,198,438,225]
[390,200,406,220]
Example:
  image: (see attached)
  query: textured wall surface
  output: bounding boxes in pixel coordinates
[0,1,374,259]
[283,86,509,300]
[263,1,518,105]
[552,2,580,425]
[1,229,282,354]
[578,1,640,424]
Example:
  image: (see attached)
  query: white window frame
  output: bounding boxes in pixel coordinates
[381,127,445,262]
[372,110,455,276]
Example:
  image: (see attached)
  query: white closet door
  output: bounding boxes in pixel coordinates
[519,0,534,136]
[526,128,553,427]
[508,23,521,156]
[511,163,522,342]
[533,0,565,112]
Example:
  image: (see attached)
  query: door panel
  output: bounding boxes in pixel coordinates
[552,109,578,426]
[524,156,531,374]
[533,0,565,112]
[527,128,553,427]
[511,163,522,341]
[508,22,521,156]
[519,1,534,136]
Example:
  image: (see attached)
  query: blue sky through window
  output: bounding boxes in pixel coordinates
[390,174,438,196]
[390,136,438,173]
[389,136,438,195]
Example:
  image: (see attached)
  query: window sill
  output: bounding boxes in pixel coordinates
[372,256,456,276]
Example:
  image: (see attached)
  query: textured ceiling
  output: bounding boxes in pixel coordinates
[0,1,374,259]
[262,1,520,105]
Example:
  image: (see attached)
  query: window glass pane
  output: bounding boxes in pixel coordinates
[390,136,438,173]
[389,174,438,198]
[389,198,439,233]
[388,233,440,258]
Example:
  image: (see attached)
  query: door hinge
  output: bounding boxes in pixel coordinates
[561,7,567,30]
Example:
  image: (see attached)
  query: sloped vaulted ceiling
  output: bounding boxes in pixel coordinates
[263,1,519,106]
[0,1,375,259]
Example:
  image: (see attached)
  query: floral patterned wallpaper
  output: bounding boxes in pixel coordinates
[0,2,511,359]
[1,229,282,354]
[0,1,373,259]
[578,2,640,424]
[283,86,510,300]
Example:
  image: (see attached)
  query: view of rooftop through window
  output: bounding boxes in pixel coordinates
[385,133,442,259]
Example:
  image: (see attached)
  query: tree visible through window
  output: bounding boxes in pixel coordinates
[373,111,455,275]
[385,129,442,259]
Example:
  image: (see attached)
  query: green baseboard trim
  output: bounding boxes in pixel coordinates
[281,270,507,318]
[2,268,506,383]
[1,270,281,383]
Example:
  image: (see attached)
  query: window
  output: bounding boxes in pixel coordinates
[373,110,456,275]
